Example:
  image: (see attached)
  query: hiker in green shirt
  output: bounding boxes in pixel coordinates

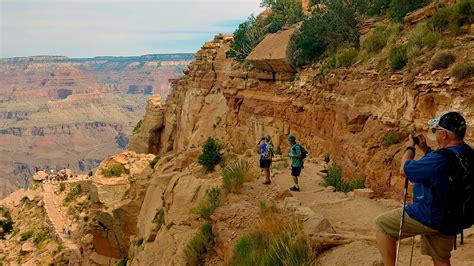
[288,135,303,192]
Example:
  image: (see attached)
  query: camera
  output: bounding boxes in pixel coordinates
[413,135,420,146]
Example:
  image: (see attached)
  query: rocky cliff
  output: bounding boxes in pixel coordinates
[0,54,192,198]
[131,32,473,198]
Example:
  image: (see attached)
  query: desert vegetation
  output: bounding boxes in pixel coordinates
[323,164,365,192]
[230,205,314,265]
[197,137,223,171]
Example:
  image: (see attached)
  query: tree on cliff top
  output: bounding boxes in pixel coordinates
[292,0,360,67]
[227,0,304,61]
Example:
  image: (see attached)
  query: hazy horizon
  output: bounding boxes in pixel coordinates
[0,0,263,58]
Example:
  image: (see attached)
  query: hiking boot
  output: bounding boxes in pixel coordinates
[262,180,271,185]
[290,186,300,192]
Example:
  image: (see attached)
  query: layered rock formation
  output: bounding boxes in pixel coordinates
[131,32,474,199]
[0,54,192,198]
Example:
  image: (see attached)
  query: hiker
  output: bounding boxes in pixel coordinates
[257,135,273,185]
[375,111,470,266]
[288,135,303,192]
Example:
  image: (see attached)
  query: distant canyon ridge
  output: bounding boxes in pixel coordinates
[0,54,192,198]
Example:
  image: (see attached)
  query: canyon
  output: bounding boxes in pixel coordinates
[0,54,192,198]
[0,1,473,265]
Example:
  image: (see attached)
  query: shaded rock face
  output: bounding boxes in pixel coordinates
[128,150,221,265]
[89,151,154,258]
[128,95,165,154]
[133,34,473,199]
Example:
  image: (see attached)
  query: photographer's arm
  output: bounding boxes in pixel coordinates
[399,135,416,178]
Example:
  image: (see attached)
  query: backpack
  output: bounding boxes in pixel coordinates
[292,144,309,160]
[265,143,274,160]
[434,143,474,238]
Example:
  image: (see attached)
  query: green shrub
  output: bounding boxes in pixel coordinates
[64,184,82,204]
[56,243,64,253]
[20,230,34,241]
[118,259,128,266]
[197,187,222,220]
[133,237,144,246]
[197,137,222,171]
[323,153,331,163]
[430,51,456,70]
[388,45,408,70]
[260,0,304,33]
[335,48,358,67]
[133,120,142,134]
[389,0,429,22]
[292,0,360,67]
[427,0,474,34]
[230,216,313,265]
[229,15,265,61]
[21,197,35,209]
[439,39,455,49]
[152,209,165,231]
[452,61,474,80]
[422,31,440,48]
[383,131,400,146]
[0,219,13,235]
[323,165,365,192]
[33,230,48,245]
[59,183,66,192]
[428,7,453,32]
[150,156,160,169]
[102,165,129,177]
[363,26,389,53]
[184,222,214,265]
[222,159,250,193]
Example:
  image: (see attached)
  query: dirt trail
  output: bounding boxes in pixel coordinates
[42,184,81,261]
[248,160,474,265]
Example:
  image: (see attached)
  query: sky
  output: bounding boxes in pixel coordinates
[0,0,263,58]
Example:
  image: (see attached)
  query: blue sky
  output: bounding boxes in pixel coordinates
[0,0,263,58]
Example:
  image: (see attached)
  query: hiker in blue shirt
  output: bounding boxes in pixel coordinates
[288,135,303,192]
[257,135,273,185]
[375,111,469,266]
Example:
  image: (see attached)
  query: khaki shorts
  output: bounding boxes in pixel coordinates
[375,208,454,263]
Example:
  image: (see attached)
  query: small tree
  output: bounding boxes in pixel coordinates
[197,137,222,171]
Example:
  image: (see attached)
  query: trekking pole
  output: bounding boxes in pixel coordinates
[396,178,409,266]
[409,234,415,266]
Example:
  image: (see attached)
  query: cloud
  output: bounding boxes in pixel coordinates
[0,0,263,58]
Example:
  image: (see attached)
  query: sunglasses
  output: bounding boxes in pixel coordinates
[431,127,445,134]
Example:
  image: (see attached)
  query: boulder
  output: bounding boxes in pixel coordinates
[21,242,35,254]
[246,27,297,73]
[302,213,336,236]
[404,2,437,25]
[353,188,375,199]
[284,197,301,211]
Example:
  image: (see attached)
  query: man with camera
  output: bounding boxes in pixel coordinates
[375,111,470,266]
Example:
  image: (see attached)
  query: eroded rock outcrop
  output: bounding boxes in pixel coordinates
[129,150,221,265]
[89,151,154,258]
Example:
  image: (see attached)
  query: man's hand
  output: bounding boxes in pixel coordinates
[405,134,415,148]
[415,134,430,154]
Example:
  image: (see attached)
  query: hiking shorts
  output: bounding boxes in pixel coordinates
[375,208,454,263]
[291,166,302,177]
[260,159,272,169]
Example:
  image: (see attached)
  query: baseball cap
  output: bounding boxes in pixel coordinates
[288,135,296,142]
[428,111,467,136]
